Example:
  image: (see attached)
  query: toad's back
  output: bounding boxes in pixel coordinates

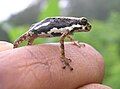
[29,17,80,36]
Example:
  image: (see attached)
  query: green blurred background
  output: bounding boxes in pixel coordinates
[0,0,120,88]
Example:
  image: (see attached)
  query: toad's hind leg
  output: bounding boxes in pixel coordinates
[60,33,73,71]
[67,35,85,47]
[13,33,29,48]
[27,38,35,45]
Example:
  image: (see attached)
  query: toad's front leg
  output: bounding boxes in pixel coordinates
[60,33,73,71]
[67,35,85,47]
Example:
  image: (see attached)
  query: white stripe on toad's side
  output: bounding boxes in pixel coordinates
[47,24,82,34]
[71,24,82,28]
[34,22,50,30]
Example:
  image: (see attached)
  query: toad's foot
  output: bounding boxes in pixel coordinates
[60,57,73,71]
[72,41,85,48]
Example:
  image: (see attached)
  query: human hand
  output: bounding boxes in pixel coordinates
[0,41,112,89]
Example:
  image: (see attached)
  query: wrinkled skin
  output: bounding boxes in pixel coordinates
[0,41,112,89]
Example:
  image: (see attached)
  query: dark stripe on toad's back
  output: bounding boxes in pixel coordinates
[50,17,79,28]
[53,18,80,28]
[55,18,78,27]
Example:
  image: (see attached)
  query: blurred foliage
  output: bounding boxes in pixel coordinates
[9,26,27,42]
[68,0,120,20]
[7,0,120,88]
[0,26,10,41]
[39,0,60,20]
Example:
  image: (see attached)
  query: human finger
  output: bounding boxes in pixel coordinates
[78,83,112,89]
[0,42,104,89]
[0,41,13,52]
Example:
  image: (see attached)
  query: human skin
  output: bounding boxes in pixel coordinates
[0,41,112,89]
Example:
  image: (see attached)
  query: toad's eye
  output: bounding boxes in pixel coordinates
[81,18,87,25]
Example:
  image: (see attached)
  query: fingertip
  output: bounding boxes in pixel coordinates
[0,41,13,52]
